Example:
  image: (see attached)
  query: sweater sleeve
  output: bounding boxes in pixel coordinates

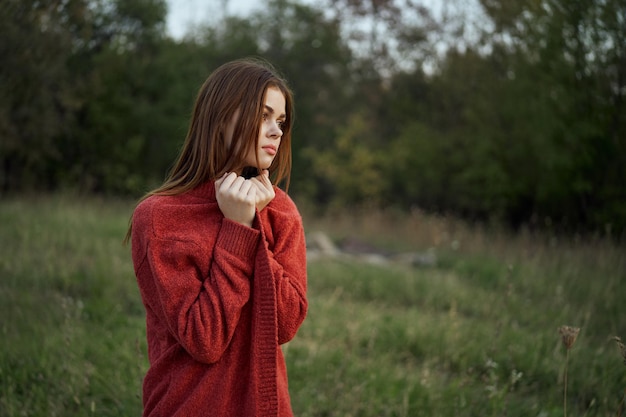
[264,204,308,345]
[143,217,260,364]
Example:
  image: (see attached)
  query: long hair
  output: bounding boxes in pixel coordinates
[124,58,294,243]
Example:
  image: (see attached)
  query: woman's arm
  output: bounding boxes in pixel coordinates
[263,202,308,344]
[140,217,259,364]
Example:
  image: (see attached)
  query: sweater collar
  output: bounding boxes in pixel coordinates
[187,180,217,201]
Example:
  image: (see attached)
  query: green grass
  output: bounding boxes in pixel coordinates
[1,195,625,416]
[0,195,145,416]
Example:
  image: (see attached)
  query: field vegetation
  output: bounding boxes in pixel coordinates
[3,0,625,234]
[1,195,624,416]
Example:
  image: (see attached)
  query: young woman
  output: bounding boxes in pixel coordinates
[127,58,308,417]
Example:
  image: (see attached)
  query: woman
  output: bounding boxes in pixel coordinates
[127,58,308,417]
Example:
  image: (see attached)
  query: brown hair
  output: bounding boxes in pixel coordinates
[124,58,294,243]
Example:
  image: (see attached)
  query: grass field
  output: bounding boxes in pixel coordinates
[0,195,624,416]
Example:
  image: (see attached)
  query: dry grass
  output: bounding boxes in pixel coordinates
[559,326,581,417]
[2,196,624,417]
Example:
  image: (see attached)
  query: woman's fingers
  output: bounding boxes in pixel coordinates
[215,172,235,191]
[215,173,257,227]
[250,170,275,211]
[235,177,254,198]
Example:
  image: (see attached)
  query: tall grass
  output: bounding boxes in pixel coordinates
[295,204,626,416]
[1,195,624,416]
[0,195,145,416]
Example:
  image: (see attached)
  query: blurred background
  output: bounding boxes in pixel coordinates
[2,2,626,416]
[1,0,625,235]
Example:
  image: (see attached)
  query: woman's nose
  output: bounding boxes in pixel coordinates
[268,122,282,138]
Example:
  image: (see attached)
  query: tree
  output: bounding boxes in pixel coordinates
[58,0,172,193]
[476,0,626,231]
[0,0,82,191]
[0,0,172,194]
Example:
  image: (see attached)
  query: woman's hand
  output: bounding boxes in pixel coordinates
[250,169,275,212]
[215,172,257,227]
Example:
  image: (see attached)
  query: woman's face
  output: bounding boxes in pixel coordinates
[246,87,286,170]
[244,87,287,169]
[225,87,286,173]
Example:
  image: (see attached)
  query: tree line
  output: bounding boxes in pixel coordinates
[1,0,624,235]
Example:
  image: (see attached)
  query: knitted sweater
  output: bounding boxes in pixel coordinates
[131,180,308,417]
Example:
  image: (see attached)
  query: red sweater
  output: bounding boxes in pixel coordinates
[131,181,308,417]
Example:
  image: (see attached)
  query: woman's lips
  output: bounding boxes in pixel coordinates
[262,146,277,156]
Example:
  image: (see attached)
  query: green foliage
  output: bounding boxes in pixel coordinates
[307,113,387,206]
[0,0,79,190]
[1,0,625,233]
[467,0,626,231]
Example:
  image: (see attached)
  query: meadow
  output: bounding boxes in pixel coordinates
[0,195,624,416]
